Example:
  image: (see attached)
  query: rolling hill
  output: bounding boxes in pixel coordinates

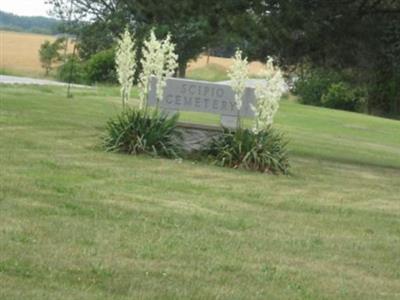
[0,10,61,35]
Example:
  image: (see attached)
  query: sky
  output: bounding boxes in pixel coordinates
[0,0,50,17]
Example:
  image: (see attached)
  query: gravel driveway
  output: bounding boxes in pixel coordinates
[0,75,89,88]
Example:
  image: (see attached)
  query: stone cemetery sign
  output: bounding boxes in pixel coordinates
[148,77,256,128]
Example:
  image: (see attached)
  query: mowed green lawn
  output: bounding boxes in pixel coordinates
[1,84,400,299]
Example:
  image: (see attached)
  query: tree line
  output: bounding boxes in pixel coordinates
[47,0,400,117]
[0,10,61,35]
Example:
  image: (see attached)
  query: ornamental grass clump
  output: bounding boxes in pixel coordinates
[104,109,182,158]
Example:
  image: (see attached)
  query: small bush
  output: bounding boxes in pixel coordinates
[294,69,342,106]
[85,49,117,84]
[57,55,86,84]
[104,109,182,158]
[321,82,365,111]
[203,128,289,174]
[368,74,400,116]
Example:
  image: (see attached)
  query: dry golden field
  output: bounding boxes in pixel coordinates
[0,30,264,78]
[0,30,73,77]
[188,54,265,75]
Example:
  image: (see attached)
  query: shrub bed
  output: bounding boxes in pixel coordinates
[85,49,117,84]
[293,68,365,112]
[321,82,365,111]
[57,55,87,84]
[202,127,290,174]
[104,109,182,158]
[294,69,341,106]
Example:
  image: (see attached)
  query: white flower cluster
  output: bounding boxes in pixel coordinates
[162,34,179,86]
[228,49,249,111]
[115,28,136,109]
[253,57,286,132]
[139,30,178,109]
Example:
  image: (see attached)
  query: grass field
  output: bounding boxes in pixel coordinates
[0,84,400,299]
[186,63,230,82]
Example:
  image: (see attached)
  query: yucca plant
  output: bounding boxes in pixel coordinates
[203,127,289,174]
[104,108,182,158]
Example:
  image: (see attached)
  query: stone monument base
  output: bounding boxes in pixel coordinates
[176,122,222,153]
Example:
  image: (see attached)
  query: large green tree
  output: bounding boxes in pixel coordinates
[242,0,400,114]
[47,0,249,77]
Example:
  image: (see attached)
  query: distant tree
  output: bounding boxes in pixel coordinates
[46,0,83,97]
[38,38,65,75]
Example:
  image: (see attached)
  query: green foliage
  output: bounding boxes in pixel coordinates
[294,69,368,112]
[368,73,400,116]
[85,49,117,84]
[104,109,182,158]
[294,69,342,106]
[56,55,86,84]
[239,1,400,115]
[75,21,116,60]
[56,49,118,84]
[203,128,289,174]
[321,83,365,112]
[38,38,65,75]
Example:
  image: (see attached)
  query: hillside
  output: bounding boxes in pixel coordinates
[0,10,61,35]
[0,84,399,299]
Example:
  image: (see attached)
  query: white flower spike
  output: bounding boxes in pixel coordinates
[139,30,178,110]
[115,28,136,109]
[253,56,286,132]
[228,49,249,113]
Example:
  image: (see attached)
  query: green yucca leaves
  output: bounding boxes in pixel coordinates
[203,127,290,174]
[104,109,182,158]
[104,109,289,174]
